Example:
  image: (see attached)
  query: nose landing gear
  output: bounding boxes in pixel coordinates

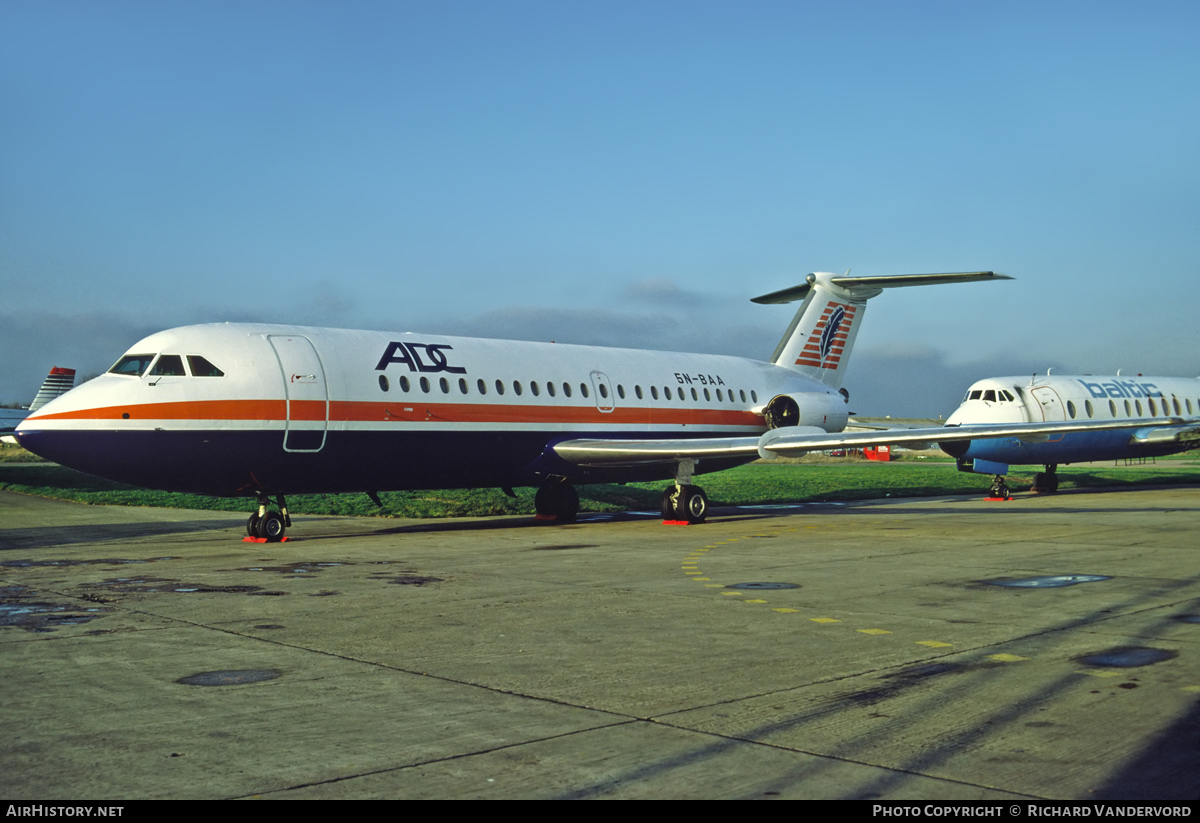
[246,493,291,542]
[986,476,1012,501]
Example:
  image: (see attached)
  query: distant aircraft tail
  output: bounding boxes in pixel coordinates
[29,367,76,411]
[752,271,1008,388]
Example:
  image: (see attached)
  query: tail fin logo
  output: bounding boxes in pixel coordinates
[820,306,846,360]
[795,301,856,370]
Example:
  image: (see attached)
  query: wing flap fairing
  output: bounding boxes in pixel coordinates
[551,418,1186,468]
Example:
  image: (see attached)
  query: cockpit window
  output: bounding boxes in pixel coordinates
[983,390,996,402]
[150,355,186,376]
[109,354,156,377]
[1000,390,1015,401]
[968,390,982,400]
[187,355,224,377]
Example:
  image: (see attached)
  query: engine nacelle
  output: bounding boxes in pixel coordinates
[763,391,849,432]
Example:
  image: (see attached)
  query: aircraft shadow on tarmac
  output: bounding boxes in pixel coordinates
[0,519,243,552]
[553,566,1200,800]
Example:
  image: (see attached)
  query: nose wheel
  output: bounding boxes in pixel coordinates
[247,494,291,542]
[987,476,1011,500]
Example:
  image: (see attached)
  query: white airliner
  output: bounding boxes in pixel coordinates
[942,373,1200,497]
[15,271,1155,542]
[1,367,76,444]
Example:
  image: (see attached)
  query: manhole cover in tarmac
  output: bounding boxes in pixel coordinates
[177,670,280,686]
[989,575,1111,588]
[1077,647,1176,668]
[726,582,801,590]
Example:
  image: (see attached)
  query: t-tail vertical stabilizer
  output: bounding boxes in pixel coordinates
[751,271,1008,388]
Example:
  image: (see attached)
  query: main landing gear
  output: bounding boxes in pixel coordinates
[662,484,708,524]
[661,458,708,524]
[535,479,579,522]
[987,476,1011,500]
[1032,464,1060,493]
[247,493,291,542]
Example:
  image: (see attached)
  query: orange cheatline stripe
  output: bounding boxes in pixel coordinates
[32,399,288,421]
[31,398,766,428]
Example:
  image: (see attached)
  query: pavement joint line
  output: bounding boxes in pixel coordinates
[240,718,647,799]
[3,582,655,720]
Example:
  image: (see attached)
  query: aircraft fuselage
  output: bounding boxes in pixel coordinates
[16,323,850,497]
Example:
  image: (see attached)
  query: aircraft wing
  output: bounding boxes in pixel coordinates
[552,418,1189,467]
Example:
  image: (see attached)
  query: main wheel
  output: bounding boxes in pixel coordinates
[255,511,286,542]
[536,482,578,522]
[661,487,681,519]
[683,486,708,524]
[247,513,261,537]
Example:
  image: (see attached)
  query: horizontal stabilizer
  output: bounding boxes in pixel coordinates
[751,271,1008,304]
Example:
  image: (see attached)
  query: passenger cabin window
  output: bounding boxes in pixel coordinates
[150,355,186,376]
[109,354,156,377]
[187,355,224,377]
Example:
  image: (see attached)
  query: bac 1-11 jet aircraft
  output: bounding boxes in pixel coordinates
[942,372,1200,498]
[15,271,1165,542]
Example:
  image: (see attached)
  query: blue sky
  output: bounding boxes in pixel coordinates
[3,0,1198,416]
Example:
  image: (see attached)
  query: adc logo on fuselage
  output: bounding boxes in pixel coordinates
[375,342,467,374]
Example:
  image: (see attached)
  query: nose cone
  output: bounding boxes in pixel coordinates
[12,379,105,465]
[944,402,975,426]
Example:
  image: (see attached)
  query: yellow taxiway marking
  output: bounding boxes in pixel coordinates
[988,654,1029,663]
[773,608,800,613]
[1181,685,1200,693]
[1076,669,1123,678]
[811,617,840,623]
[916,641,954,648]
[693,577,711,581]
[721,591,743,596]
[704,584,723,588]
[858,629,892,635]
[745,599,768,604]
